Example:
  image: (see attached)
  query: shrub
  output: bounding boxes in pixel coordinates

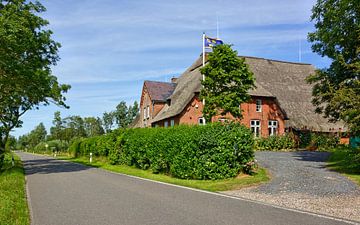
[255,134,295,151]
[71,123,255,180]
[298,132,339,151]
[69,129,124,159]
[120,123,254,180]
[34,140,68,153]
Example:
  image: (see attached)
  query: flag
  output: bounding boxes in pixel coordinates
[204,36,223,48]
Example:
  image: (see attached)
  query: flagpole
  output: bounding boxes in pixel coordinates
[202,32,206,123]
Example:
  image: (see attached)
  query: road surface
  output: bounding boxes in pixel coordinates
[18,152,356,225]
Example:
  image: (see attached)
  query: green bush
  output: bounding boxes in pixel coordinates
[71,123,255,180]
[255,134,296,151]
[34,140,68,153]
[119,123,254,180]
[69,129,124,158]
[298,131,339,150]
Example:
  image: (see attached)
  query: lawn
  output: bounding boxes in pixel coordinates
[327,147,360,185]
[58,155,269,192]
[0,153,30,225]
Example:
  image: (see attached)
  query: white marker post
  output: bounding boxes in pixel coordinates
[90,152,93,163]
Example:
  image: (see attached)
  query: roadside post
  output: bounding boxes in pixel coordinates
[90,152,93,163]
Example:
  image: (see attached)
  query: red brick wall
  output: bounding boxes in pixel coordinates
[140,87,166,128]
[153,95,286,137]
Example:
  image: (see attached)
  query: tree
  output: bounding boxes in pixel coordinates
[102,111,115,133]
[307,0,360,135]
[126,101,139,125]
[49,111,63,140]
[0,1,70,167]
[84,117,104,137]
[115,101,128,128]
[200,44,255,122]
[28,122,47,148]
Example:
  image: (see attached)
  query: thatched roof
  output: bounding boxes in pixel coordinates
[151,54,346,132]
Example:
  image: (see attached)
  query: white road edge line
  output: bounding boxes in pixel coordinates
[22,152,360,225]
[102,167,360,225]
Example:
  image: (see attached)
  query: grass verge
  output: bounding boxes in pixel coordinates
[0,153,30,225]
[57,155,269,192]
[327,147,360,186]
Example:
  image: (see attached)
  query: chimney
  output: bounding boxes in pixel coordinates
[171,77,178,83]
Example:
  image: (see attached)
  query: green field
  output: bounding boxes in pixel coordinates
[0,153,30,225]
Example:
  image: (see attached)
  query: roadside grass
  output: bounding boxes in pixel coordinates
[56,155,269,192]
[327,147,360,186]
[0,153,30,225]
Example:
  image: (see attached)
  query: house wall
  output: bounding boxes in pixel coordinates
[140,87,166,128]
[152,95,286,137]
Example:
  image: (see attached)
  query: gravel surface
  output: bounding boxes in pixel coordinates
[223,151,360,222]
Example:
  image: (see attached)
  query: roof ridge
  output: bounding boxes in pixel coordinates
[238,55,313,66]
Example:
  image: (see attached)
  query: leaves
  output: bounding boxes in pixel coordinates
[200,44,255,122]
[308,0,360,135]
[0,0,70,167]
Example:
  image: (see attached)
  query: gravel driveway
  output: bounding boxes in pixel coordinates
[223,151,360,223]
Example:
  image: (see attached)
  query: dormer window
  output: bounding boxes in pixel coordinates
[256,99,262,112]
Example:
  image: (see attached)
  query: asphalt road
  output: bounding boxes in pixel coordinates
[18,152,355,225]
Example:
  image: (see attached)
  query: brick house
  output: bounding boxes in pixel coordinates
[133,54,346,138]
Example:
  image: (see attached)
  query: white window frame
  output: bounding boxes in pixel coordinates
[268,120,278,136]
[170,119,175,127]
[146,105,150,119]
[164,121,169,128]
[250,120,261,137]
[198,117,206,125]
[143,107,146,120]
[256,99,262,112]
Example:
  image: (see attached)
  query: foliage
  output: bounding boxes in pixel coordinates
[65,156,269,192]
[255,135,296,151]
[328,146,360,185]
[200,44,255,122]
[69,129,123,158]
[0,153,30,225]
[71,123,255,180]
[0,0,70,168]
[298,131,339,150]
[102,100,139,132]
[307,0,360,135]
[33,140,68,153]
[84,117,104,137]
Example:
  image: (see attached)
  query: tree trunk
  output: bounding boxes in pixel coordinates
[0,141,5,170]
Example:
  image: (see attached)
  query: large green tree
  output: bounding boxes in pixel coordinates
[0,0,70,167]
[307,0,360,135]
[200,44,255,122]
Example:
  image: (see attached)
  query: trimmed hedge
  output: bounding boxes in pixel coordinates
[255,134,296,151]
[69,123,255,180]
[34,140,68,153]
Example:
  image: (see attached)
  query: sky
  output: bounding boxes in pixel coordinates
[13,0,331,137]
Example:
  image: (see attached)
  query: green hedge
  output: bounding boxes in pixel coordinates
[34,140,68,153]
[69,123,255,180]
[69,129,123,158]
[298,132,340,150]
[255,134,296,151]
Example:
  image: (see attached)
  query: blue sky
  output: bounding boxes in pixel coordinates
[13,0,330,137]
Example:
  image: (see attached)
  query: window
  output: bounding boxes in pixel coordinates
[250,120,261,137]
[146,105,150,119]
[256,99,262,112]
[164,121,169,128]
[198,117,206,125]
[170,119,175,127]
[218,117,228,123]
[143,107,146,120]
[268,120,278,136]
